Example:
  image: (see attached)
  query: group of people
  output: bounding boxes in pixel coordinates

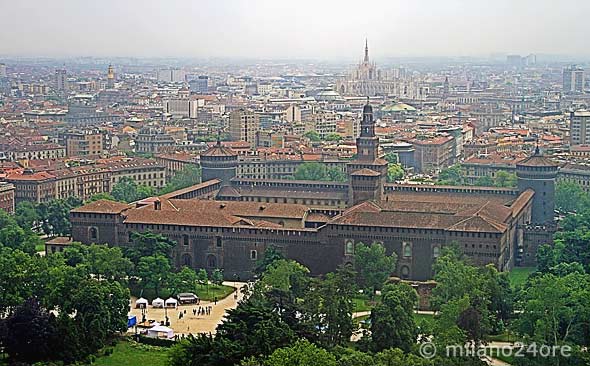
[179,305,213,319]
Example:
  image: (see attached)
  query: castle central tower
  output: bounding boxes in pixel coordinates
[347,99,388,205]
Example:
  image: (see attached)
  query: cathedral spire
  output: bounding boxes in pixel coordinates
[364,39,369,63]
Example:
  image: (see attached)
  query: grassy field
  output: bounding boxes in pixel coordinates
[352,294,381,312]
[194,284,235,301]
[94,340,169,366]
[35,243,45,252]
[130,283,234,302]
[508,267,536,287]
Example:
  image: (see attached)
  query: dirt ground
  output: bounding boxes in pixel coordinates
[128,281,247,336]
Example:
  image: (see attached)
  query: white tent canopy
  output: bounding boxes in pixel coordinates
[147,325,174,339]
[152,297,165,308]
[135,297,148,308]
[165,297,178,308]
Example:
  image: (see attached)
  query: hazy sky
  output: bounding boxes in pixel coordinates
[1,0,588,59]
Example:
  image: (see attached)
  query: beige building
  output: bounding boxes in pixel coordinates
[570,110,590,145]
[229,109,260,148]
[64,131,103,157]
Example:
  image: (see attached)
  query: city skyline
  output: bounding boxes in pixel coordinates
[1,0,589,59]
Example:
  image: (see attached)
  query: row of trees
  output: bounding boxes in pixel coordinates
[103,165,202,203]
[292,162,347,182]
[437,165,517,188]
[0,244,129,364]
[0,228,232,365]
[169,244,488,366]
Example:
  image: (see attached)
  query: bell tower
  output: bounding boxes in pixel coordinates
[347,98,388,205]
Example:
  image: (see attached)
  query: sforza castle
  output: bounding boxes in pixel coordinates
[70,101,557,281]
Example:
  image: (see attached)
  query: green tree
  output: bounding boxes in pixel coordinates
[64,243,132,282]
[171,266,199,294]
[0,297,60,364]
[493,171,517,188]
[293,162,329,181]
[255,246,285,275]
[137,254,171,296]
[516,271,590,346]
[111,176,155,203]
[264,339,337,366]
[212,268,224,286]
[474,176,494,187]
[325,133,343,142]
[304,131,321,142]
[555,181,590,213]
[36,198,82,236]
[14,201,39,228]
[88,192,117,202]
[315,266,356,347]
[197,268,209,287]
[384,152,399,164]
[160,165,202,194]
[387,163,404,182]
[124,231,176,265]
[370,282,418,352]
[354,242,397,294]
[437,165,464,185]
[374,348,434,366]
[261,259,310,293]
[327,167,347,182]
[0,247,35,313]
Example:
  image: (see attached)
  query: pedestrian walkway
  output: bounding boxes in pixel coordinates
[128,281,247,336]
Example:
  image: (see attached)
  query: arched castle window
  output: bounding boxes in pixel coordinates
[182,253,192,267]
[403,242,412,258]
[207,254,217,268]
[345,240,354,255]
[250,250,257,260]
[89,227,98,241]
[183,234,189,246]
[433,246,440,258]
[400,265,410,279]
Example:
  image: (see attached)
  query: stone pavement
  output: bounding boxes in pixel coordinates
[128,281,247,336]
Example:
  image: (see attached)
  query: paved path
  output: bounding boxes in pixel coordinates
[129,281,247,336]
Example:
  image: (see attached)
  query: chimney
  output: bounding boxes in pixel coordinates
[154,199,161,210]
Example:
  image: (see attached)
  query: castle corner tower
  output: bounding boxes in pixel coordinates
[516,146,558,225]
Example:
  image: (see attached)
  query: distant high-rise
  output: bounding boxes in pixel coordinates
[570,110,590,145]
[563,65,585,93]
[229,109,260,148]
[55,69,67,92]
[107,65,115,89]
[0,63,6,78]
[157,68,185,83]
[189,75,209,94]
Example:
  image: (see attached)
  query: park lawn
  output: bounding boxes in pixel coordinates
[35,243,45,252]
[352,294,381,312]
[508,267,536,288]
[195,284,235,302]
[94,340,168,366]
[414,312,434,323]
[130,283,234,302]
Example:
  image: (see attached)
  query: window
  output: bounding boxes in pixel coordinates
[207,254,217,268]
[216,237,222,248]
[400,265,410,279]
[182,253,192,267]
[250,250,257,260]
[433,246,440,258]
[403,242,412,258]
[183,234,189,246]
[345,240,354,255]
[89,227,98,241]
